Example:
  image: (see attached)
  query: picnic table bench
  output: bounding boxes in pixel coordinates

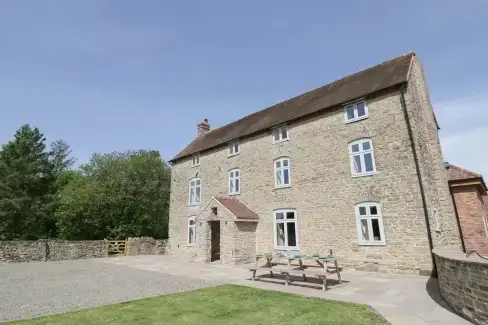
[249,250,341,291]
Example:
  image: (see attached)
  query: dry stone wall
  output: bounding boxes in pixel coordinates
[1,238,169,263]
[0,240,108,263]
[434,246,488,325]
[125,237,168,255]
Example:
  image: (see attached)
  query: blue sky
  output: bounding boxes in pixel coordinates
[1,1,487,176]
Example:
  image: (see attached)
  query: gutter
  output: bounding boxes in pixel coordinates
[400,84,437,277]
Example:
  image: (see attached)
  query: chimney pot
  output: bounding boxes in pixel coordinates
[197,119,210,137]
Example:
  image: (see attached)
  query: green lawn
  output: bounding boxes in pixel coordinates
[9,285,389,325]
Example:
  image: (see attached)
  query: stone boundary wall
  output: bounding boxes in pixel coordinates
[125,237,168,256]
[0,238,169,263]
[0,240,108,263]
[433,246,488,325]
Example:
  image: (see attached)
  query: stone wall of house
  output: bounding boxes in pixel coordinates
[0,240,108,263]
[220,219,237,265]
[434,246,488,325]
[169,89,435,274]
[125,237,168,256]
[404,57,461,248]
[451,185,488,254]
[169,56,456,275]
[233,222,257,264]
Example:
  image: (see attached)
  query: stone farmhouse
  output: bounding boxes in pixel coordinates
[168,52,464,275]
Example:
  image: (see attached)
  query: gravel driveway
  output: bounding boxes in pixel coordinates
[0,258,215,322]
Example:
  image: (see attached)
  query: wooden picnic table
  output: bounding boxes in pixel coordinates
[251,250,342,290]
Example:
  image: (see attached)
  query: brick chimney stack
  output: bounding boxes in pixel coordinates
[197,119,210,137]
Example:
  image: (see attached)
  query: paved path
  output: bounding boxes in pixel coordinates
[106,255,472,325]
[1,255,472,324]
[0,258,215,322]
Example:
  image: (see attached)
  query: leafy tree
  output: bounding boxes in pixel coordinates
[48,139,78,237]
[0,125,57,239]
[55,150,171,240]
[50,139,76,176]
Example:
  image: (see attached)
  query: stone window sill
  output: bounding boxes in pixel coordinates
[352,171,378,178]
[345,115,369,125]
[274,185,291,191]
[273,138,290,145]
[358,242,386,246]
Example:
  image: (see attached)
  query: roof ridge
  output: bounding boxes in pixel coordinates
[171,52,414,162]
[320,52,416,90]
[197,53,416,139]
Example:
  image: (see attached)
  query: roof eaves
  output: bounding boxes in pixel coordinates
[169,84,407,163]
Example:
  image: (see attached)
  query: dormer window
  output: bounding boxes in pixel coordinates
[191,154,200,167]
[345,101,368,123]
[273,125,289,143]
[228,141,240,157]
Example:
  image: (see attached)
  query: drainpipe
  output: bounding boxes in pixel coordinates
[400,85,437,277]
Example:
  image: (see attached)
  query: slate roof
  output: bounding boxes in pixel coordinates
[214,196,259,221]
[170,52,415,162]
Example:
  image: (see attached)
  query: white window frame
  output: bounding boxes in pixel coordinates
[345,100,368,123]
[273,209,299,250]
[355,202,385,246]
[349,138,376,177]
[188,178,201,205]
[274,157,291,188]
[191,154,200,167]
[273,125,289,143]
[228,168,240,195]
[188,216,196,245]
[228,140,240,157]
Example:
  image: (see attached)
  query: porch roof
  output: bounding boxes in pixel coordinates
[213,196,259,221]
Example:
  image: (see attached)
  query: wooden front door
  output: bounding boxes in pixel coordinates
[210,221,220,262]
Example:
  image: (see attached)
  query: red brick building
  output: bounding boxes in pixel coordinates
[446,163,488,254]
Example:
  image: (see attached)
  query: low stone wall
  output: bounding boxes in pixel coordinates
[0,241,46,263]
[433,246,488,325]
[1,238,169,263]
[125,237,168,256]
[0,240,108,263]
[47,240,108,261]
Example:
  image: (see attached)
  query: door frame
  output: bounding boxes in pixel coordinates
[209,221,221,262]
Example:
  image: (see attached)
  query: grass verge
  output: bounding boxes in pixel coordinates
[9,284,389,325]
